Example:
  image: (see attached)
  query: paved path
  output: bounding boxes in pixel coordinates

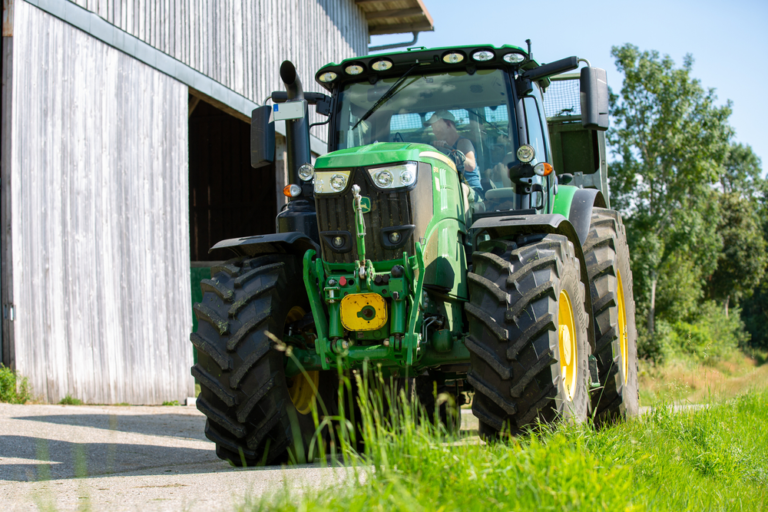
[0,404,351,511]
[1,402,702,511]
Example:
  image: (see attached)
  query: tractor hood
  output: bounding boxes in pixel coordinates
[314,142,438,169]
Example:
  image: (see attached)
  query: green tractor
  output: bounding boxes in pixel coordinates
[191,43,638,465]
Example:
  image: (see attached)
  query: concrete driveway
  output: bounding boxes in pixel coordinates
[0,403,358,511]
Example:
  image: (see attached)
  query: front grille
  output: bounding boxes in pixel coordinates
[316,169,415,263]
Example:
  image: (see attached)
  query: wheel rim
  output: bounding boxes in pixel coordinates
[617,270,628,384]
[285,306,320,415]
[558,290,578,402]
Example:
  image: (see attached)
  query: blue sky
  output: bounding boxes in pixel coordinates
[370,0,768,174]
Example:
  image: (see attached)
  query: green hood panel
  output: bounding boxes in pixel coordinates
[315,142,437,169]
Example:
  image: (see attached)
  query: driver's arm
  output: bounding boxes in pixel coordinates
[457,139,477,173]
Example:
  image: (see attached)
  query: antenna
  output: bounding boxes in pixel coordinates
[526,39,533,61]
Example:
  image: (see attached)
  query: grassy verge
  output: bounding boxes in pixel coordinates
[243,379,768,511]
[640,348,768,406]
[0,364,31,403]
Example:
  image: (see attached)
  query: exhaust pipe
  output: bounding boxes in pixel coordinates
[276,61,318,243]
[280,61,312,195]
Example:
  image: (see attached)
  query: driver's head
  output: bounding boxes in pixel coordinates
[427,110,458,138]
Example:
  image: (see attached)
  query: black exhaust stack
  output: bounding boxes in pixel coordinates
[279,61,314,198]
[275,60,318,242]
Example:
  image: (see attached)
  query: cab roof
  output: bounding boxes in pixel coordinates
[314,44,545,91]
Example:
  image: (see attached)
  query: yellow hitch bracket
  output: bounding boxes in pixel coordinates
[340,293,388,332]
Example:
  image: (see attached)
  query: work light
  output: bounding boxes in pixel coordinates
[472,51,494,62]
[318,72,337,83]
[503,53,525,64]
[372,59,393,71]
[345,64,364,75]
[442,52,464,64]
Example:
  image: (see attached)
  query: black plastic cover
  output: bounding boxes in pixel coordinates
[580,67,609,131]
[250,105,275,168]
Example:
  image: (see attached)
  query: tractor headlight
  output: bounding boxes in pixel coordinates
[330,174,348,191]
[313,170,351,194]
[367,162,418,189]
[298,163,314,181]
[375,170,394,187]
[517,144,535,163]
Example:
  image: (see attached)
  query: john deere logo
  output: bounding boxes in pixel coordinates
[360,197,371,213]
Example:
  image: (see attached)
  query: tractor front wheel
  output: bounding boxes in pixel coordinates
[465,234,591,436]
[191,254,337,466]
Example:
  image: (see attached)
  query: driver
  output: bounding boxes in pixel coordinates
[427,110,484,197]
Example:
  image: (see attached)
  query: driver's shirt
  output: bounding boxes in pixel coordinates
[452,137,483,192]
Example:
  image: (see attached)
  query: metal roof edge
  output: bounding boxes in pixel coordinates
[23,0,327,155]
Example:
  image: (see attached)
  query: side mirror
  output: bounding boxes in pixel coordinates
[580,67,609,131]
[250,105,275,168]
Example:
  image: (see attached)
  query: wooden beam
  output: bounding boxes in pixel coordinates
[2,0,13,37]
[1,35,13,368]
[188,87,251,125]
[369,22,434,35]
[365,8,423,20]
[188,95,201,118]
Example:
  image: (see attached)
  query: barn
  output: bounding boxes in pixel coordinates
[0,0,433,403]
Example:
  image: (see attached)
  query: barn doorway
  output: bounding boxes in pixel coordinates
[188,97,277,261]
[188,96,277,342]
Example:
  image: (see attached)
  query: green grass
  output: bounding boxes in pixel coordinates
[162,400,180,406]
[242,374,768,511]
[0,364,31,403]
[58,394,83,405]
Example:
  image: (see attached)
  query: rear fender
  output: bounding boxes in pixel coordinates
[210,232,319,258]
[469,214,595,352]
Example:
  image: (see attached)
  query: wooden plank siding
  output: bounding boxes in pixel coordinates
[11,1,192,403]
[66,0,370,143]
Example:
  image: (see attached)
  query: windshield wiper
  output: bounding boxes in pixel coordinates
[351,63,420,130]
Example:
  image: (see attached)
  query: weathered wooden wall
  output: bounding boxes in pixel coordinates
[67,0,369,142]
[11,1,193,403]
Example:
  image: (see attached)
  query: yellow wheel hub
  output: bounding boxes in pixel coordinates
[617,270,628,384]
[558,290,578,402]
[287,370,320,415]
[285,306,319,415]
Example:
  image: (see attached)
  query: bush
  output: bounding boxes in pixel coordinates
[657,301,747,362]
[59,394,83,405]
[0,364,31,404]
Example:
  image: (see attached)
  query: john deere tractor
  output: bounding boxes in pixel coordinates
[191,43,638,465]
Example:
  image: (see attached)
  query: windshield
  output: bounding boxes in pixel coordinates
[334,69,518,190]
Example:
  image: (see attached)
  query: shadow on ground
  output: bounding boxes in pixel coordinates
[12,412,208,441]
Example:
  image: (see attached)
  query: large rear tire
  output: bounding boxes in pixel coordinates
[583,208,639,423]
[465,234,590,436]
[191,254,337,466]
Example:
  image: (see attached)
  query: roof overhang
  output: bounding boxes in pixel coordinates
[356,0,434,36]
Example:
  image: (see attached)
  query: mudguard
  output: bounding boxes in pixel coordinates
[553,186,607,245]
[210,232,319,258]
[469,213,596,352]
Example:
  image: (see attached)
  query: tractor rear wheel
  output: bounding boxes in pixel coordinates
[465,234,590,436]
[583,208,639,423]
[191,254,337,466]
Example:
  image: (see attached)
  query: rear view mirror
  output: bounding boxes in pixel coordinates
[580,67,609,130]
[250,105,275,168]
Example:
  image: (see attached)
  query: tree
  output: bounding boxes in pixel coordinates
[707,192,767,317]
[608,44,734,335]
